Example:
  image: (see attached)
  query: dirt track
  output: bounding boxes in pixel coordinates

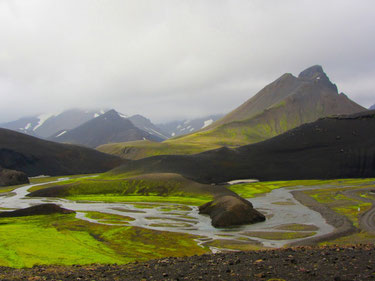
[341,188,375,234]
[0,245,374,280]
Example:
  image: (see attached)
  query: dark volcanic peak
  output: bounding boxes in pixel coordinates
[298,64,337,91]
[298,65,325,79]
[113,110,375,182]
[51,109,163,148]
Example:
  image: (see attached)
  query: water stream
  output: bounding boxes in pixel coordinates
[0,178,335,249]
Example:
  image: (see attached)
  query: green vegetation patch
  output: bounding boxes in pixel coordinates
[66,195,211,206]
[320,231,375,246]
[229,178,375,199]
[84,211,135,224]
[0,213,208,268]
[242,231,316,240]
[202,239,263,251]
[275,224,319,232]
[305,182,375,227]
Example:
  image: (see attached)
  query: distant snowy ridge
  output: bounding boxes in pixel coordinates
[157,114,223,137]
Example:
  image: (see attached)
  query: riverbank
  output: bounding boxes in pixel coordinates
[0,245,373,280]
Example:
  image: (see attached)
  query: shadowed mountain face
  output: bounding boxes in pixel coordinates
[50,110,163,148]
[0,128,124,177]
[112,110,375,183]
[370,104,375,110]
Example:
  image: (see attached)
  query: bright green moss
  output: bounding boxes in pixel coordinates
[0,213,208,268]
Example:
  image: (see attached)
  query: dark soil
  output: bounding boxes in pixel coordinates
[0,245,374,280]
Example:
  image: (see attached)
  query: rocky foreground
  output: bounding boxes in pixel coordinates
[1,245,374,280]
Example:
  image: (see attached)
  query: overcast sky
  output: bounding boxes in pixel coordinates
[0,0,374,123]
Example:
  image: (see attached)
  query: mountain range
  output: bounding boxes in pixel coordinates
[112,110,375,182]
[99,65,366,160]
[0,109,108,138]
[50,110,164,148]
[370,104,375,110]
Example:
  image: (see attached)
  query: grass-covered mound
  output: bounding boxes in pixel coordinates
[28,173,234,205]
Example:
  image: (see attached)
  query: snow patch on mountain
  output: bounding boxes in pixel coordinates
[33,113,55,131]
[56,130,67,137]
[24,123,32,130]
[202,119,213,128]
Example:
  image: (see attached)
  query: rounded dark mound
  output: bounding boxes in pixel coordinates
[0,204,75,217]
[0,167,29,186]
[199,195,265,227]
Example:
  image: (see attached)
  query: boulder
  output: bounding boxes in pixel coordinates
[199,195,265,228]
[0,167,29,186]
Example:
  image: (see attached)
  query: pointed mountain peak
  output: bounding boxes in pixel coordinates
[298,65,325,80]
[101,109,119,117]
[298,65,337,92]
[276,73,296,81]
[102,109,128,119]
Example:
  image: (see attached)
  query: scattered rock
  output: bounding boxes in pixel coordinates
[0,167,29,186]
[198,195,265,227]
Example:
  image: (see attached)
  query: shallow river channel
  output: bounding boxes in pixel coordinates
[0,178,334,250]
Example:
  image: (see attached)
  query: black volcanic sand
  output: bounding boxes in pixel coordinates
[113,110,375,183]
[0,245,374,280]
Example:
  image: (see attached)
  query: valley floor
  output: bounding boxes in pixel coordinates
[0,245,374,280]
[0,176,375,270]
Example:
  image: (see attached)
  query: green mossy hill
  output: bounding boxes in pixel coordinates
[97,66,364,160]
[27,173,234,205]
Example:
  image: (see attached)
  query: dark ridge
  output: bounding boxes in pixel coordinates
[0,128,124,177]
[0,204,74,217]
[113,110,375,183]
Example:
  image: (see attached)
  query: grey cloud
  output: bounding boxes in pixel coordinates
[0,0,374,123]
